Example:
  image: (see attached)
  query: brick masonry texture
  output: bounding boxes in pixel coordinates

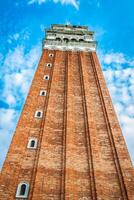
[0,50,134,200]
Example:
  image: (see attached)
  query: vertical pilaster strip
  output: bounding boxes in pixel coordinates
[60,51,68,200]
[78,52,97,200]
[90,52,128,200]
[29,50,56,199]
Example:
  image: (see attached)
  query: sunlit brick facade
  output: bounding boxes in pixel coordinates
[0,24,134,200]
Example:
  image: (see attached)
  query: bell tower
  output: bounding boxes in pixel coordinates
[0,24,134,200]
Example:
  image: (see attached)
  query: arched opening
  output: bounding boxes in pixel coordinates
[37,111,41,117]
[63,38,69,43]
[27,138,38,149]
[56,38,61,42]
[49,54,54,57]
[16,182,29,198]
[40,90,47,96]
[79,39,84,42]
[44,75,49,80]
[20,184,26,196]
[30,140,35,148]
[71,38,77,42]
[35,110,43,118]
[46,63,52,68]
[42,91,45,96]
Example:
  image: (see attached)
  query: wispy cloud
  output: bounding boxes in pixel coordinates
[0,108,19,167]
[28,0,79,9]
[103,52,126,65]
[7,29,30,44]
[1,44,41,105]
[101,51,134,163]
[0,43,41,167]
[53,0,79,9]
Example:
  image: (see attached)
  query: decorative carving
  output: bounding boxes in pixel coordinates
[43,24,97,52]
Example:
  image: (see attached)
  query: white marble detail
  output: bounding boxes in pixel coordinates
[43,24,97,52]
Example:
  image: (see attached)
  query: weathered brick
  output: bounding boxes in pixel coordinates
[0,26,134,200]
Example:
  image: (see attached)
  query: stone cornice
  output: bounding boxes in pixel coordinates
[43,24,97,52]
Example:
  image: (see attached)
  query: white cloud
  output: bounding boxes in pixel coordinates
[28,0,79,9]
[13,33,20,40]
[0,109,18,130]
[128,59,134,67]
[102,54,134,163]
[103,68,114,83]
[6,94,16,104]
[8,29,30,44]
[0,43,41,168]
[0,108,19,167]
[1,44,41,107]
[114,103,124,116]
[126,105,134,116]
[53,0,79,9]
[103,52,126,65]
[4,47,24,70]
[28,0,46,5]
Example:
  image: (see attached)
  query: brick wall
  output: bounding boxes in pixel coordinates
[0,50,134,200]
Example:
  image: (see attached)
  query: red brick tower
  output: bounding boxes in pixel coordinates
[0,24,134,200]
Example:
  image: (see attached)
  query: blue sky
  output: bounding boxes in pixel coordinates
[0,0,134,168]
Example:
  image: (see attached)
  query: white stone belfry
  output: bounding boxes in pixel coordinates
[43,24,97,52]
